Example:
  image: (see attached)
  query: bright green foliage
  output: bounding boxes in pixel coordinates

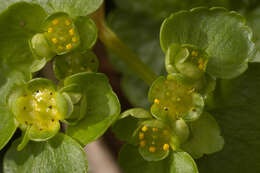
[62,72,121,145]
[0,2,48,151]
[0,0,103,17]
[53,50,99,80]
[136,120,176,161]
[119,144,198,173]
[75,16,98,51]
[3,133,88,173]
[160,7,256,79]
[149,76,204,122]
[0,106,17,151]
[182,112,224,159]
[198,63,260,172]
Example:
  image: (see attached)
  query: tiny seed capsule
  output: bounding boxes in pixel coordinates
[149,146,156,153]
[142,126,148,132]
[69,29,74,36]
[48,27,53,33]
[163,144,169,151]
[66,43,72,50]
[65,20,71,26]
[152,128,158,132]
[163,130,169,135]
[52,38,58,44]
[140,140,146,147]
[191,51,198,57]
[72,37,77,42]
[139,132,144,140]
[52,19,59,25]
[58,46,64,51]
[154,99,160,104]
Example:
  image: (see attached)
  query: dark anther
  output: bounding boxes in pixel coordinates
[52,118,55,122]
[23,107,26,110]
[25,121,28,125]
[50,92,53,95]
[36,90,39,93]
[164,107,168,111]
[40,128,43,131]
[48,105,53,109]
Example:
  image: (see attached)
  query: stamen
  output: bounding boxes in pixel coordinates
[142,126,148,132]
[163,144,169,151]
[52,19,59,25]
[149,146,156,153]
[66,43,72,50]
[52,38,58,44]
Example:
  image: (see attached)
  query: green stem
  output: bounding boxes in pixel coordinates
[91,5,158,85]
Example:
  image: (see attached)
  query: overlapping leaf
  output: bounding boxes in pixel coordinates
[3,133,88,173]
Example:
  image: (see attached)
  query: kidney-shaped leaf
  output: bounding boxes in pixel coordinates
[0,0,103,17]
[64,72,120,145]
[119,144,198,173]
[160,7,256,79]
[197,63,260,172]
[3,133,88,173]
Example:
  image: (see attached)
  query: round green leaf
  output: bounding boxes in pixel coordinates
[75,16,98,50]
[111,116,140,144]
[170,151,199,173]
[53,50,99,80]
[197,63,260,172]
[0,0,103,17]
[0,2,47,73]
[64,72,121,145]
[160,7,256,79]
[119,144,198,173]
[3,133,88,173]
[0,106,17,151]
[182,112,224,159]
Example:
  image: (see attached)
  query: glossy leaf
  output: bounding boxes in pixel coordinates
[197,64,260,172]
[0,2,47,73]
[0,106,17,150]
[75,16,98,51]
[160,7,256,79]
[182,112,224,159]
[64,72,121,145]
[3,133,88,173]
[246,6,260,62]
[119,144,198,173]
[0,0,103,17]
[112,116,140,144]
